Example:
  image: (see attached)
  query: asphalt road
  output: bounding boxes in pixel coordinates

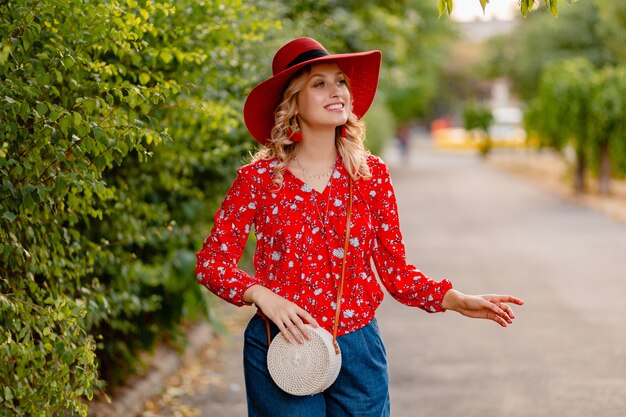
[143,141,626,417]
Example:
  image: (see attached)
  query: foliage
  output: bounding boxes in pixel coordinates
[439,0,576,18]
[463,102,493,156]
[486,0,615,100]
[525,59,594,151]
[463,103,492,132]
[595,0,626,65]
[0,0,275,414]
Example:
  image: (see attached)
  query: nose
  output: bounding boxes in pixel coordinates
[330,83,342,98]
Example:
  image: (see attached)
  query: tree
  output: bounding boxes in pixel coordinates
[589,66,626,194]
[525,58,595,192]
[526,59,626,194]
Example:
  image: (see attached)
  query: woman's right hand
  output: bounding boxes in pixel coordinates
[243,284,319,344]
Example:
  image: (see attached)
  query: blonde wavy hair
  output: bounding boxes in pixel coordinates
[251,64,372,187]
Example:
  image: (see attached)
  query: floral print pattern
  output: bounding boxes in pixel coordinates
[195,155,452,335]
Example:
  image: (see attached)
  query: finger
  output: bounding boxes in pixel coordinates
[276,322,295,344]
[496,314,508,327]
[489,302,511,325]
[499,295,524,306]
[485,311,507,327]
[500,303,516,320]
[296,308,319,328]
[276,316,300,344]
[287,316,309,344]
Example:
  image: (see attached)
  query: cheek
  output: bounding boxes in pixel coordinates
[344,91,353,111]
[299,92,323,114]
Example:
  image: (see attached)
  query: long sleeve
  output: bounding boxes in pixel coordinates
[195,166,259,306]
[367,157,452,312]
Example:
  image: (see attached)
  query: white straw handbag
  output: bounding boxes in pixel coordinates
[267,325,342,395]
[265,179,353,396]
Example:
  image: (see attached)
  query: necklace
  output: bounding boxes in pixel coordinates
[311,177,333,233]
[294,156,336,180]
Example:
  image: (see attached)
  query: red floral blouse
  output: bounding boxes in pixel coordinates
[195,155,452,336]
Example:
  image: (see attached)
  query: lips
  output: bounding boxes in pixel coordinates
[325,103,344,111]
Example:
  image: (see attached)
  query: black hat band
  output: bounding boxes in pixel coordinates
[286,49,329,70]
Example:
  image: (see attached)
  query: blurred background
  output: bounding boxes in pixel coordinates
[1,0,625,416]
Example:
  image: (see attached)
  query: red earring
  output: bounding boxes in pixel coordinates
[340,125,347,137]
[288,128,302,142]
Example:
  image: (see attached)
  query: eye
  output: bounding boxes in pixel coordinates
[337,79,348,86]
[313,81,325,88]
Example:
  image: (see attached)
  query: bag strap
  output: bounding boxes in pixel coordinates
[331,178,352,355]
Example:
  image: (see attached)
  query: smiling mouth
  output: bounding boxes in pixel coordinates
[325,103,344,111]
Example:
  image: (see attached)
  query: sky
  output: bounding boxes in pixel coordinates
[450,0,521,22]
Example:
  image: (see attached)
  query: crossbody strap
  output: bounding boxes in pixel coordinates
[331,178,352,355]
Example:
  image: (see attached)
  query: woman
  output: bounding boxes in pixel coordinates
[195,37,523,417]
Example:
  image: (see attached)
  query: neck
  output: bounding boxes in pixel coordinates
[297,126,338,163]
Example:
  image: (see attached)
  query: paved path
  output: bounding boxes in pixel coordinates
[143,140,626,417]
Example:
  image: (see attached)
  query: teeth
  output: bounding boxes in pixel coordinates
[326,104,343,110]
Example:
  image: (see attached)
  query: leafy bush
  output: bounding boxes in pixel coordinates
[0,0,274,414]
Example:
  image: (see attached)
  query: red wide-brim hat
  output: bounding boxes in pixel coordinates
[244,37,382,145]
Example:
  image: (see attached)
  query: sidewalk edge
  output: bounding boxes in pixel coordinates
[88,323,214,417]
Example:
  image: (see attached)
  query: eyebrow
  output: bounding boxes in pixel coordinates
[310,72,345,79]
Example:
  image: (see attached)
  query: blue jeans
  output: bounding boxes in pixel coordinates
[243,315,390,417]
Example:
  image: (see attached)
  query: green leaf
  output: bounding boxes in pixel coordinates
[160,49,173,64]
[58,115,71,137]
[36,103,48,117]
[49,109,60,122]
[3,212,16,222]
[549,0,558,16]
[139,73,150,85]
[4,386,13,402]
[73,111,82,126]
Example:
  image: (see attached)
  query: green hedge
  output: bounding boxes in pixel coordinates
[0,0,274,414]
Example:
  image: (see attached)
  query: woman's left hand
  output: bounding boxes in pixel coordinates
[442,289,524,327]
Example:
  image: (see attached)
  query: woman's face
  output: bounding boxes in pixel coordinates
[296,62,352,132]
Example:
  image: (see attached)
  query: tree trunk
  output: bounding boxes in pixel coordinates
[598,141,611,195]
[574,146,586,194]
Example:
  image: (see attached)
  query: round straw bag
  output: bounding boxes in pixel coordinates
[267,325,342,396]
[265,180,354,396]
